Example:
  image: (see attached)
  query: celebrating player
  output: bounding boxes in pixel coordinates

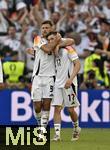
[46,31,81,141]
[26,20,74,128]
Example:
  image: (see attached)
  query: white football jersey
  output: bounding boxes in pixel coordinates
[32,36,55,77]
[0,59,3,83]
[55,46,78,88]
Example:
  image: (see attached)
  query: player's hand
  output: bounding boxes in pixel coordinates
[26,48,34,55]
[56,33,62,43]
[64,79,72,89]
[54,45,60,56]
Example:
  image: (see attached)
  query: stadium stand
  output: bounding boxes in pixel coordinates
[0,0,110,89]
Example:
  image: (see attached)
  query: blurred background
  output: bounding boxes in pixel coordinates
[0,0,110,90]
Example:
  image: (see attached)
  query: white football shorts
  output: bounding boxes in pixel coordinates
[31,76,55,101]
[52,84,80,107]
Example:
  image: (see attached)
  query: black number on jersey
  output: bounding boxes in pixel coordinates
[49,85,53,97]
[50,85,53,92]
[68,94,75,104]
[68,95,71,101]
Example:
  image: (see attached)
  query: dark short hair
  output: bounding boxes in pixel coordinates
[46,31,58,39]
[41,20,53,26]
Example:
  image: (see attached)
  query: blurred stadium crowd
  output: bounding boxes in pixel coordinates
[0,0,110,90]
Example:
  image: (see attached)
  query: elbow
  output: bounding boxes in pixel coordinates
[67,39,74,45]
[64,38,75,46]
[70,39,75,45]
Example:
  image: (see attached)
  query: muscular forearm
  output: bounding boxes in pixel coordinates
[70,59,81,81]
[59,38,74,48]
[41,40,59,53]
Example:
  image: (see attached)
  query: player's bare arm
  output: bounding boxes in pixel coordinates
[96,49,110,57]
[59,38,75,48]
[41,32,74,54]
[45,31,75,56]
[54,38,75,56]
[54,44,60,56]
[41,33,61,54]
[41,41,59,54]
[65,59,81,89]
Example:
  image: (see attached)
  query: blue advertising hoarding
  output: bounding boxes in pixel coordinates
[0,89,110,128]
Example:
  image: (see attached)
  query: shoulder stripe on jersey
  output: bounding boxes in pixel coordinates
[65,46,77,54]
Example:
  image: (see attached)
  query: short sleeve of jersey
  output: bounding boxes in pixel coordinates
[33,36,47,49]
[66,46,78,61]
